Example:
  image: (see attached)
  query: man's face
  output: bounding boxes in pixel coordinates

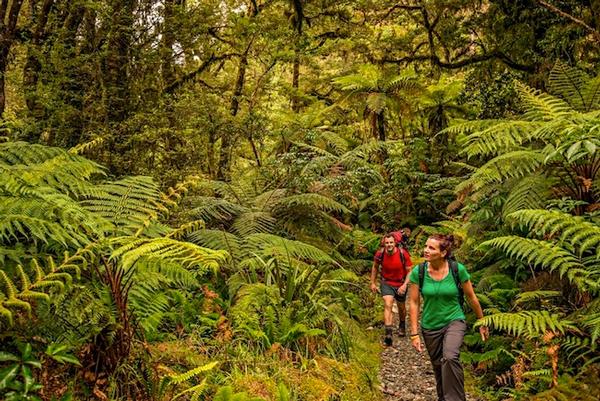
[384,236,396,253]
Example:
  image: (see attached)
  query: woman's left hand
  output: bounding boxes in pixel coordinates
[479,325,489,342]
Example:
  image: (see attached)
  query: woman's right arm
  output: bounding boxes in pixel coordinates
[408,283,423,352]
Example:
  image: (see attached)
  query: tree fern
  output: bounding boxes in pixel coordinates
[506,209,600,256]
[480,236,589,286]
[458,150,544,194]
[0,256,79,326]
[502,176,553,218]
[476,311,576,338]
[81,176,168,234]
[516,81,573,121]
[111,237,228,271]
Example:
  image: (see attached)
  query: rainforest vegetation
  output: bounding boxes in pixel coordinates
[1,0,600,400]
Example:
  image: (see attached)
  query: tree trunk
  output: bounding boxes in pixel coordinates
[23,0,54,118]
[377,112,386,141]
[104,0,135,124]
[0,0,26,118]
[161,0,180,86]
[291,51,300,112]
[217,48,249,181]
[591,0,600,29]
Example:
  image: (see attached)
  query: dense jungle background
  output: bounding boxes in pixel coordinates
[1,0,600,400]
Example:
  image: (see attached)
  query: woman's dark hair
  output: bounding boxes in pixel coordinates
[429,234,456,259]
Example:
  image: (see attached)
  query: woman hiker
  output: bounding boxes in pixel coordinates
[408,234,489,401]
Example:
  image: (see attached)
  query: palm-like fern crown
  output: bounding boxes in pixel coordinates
[0,141,227,329]
[446,63,600,209]
[437,65,600,360]
[333,64,422,114]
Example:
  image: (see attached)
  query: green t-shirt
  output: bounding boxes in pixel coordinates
[409,262,471,330]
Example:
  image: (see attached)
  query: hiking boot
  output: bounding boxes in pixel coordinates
[384,336,393,346]
[397,326,406,337]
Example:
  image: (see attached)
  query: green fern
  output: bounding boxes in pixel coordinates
[0,256,78,326]
[110,237,228,271]
[505,209,600,256]
[480,236,590,285]
[476,311,577,338]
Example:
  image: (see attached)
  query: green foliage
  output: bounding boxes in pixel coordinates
[155,361,218,401]
[0,256,81,327]
[0,343,43,401]
[476,311,577,338]
[213,386,265,401]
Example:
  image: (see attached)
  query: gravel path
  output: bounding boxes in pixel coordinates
[378,333,439,401]
[376,308,481,401]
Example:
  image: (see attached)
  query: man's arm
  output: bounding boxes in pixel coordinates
[398,249,413,293]
[370,261,379,293]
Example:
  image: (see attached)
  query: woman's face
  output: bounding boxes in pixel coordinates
[424,238,446,261]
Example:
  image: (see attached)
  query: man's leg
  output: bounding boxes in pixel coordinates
[396,299,406,336]
[382,295,395,346]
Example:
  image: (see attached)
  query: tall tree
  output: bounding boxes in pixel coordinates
[0,0,25,117]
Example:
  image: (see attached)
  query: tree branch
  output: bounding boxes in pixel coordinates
[163,53,237,94]
[536,0,600,42]
[381,49,535,72]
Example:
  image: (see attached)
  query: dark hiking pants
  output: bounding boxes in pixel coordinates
[422,319,467,401]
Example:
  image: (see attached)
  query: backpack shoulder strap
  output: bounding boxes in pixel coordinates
[397,244,406,267]
[418,262,426,295]
[449,260,465,310]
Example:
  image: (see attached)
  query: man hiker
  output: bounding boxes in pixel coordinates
[370,232,413,346]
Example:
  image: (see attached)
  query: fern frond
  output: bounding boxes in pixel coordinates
[245,233,335,264]
[111,237,228,270]
[515,81,573,121]
[0,214,89,247]
[549,61,587,111]
[384,74,421,92]
[172,379,207,401]
[480,236,588,284]
[167,220,206,239]
[276,193,350,214]
[169,361,219,385]
[82,176,167,231]
[231,212,277,237]
[191,196,246,224]
[460,150,544,193]
[514,291,561,306]
[187,229,242,255]
[502,176,553,218]
[68,137,106,155]
[456,120,542,158]
[581,74,600,111]
[332,74,375,92]
[477,310,576,337]
[506,210,600,256]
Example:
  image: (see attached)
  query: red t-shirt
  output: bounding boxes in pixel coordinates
[374,247,413,286]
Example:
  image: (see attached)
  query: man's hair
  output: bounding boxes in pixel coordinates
[383,233,396,242]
